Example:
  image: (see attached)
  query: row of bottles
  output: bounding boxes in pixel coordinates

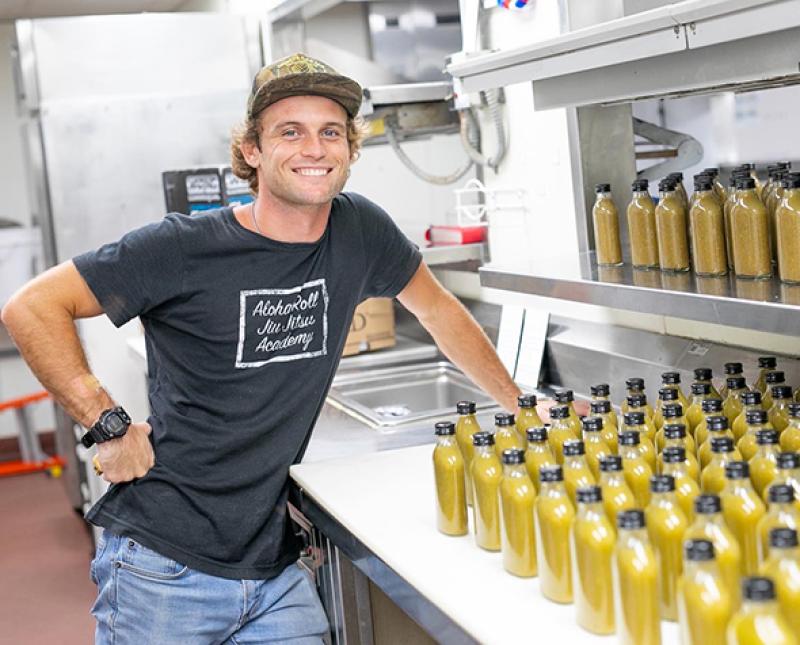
[593,163,800,283]
[434,416,799,643]
[433,358,800,641]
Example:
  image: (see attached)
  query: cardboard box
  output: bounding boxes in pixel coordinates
[343,298,396,357]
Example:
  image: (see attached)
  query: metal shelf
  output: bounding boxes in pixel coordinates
[421,242,487,267]
[479,253,800,335]
[447,0,800,109]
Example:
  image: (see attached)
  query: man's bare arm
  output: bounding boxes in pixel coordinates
[1,261,113,425]
[1,261,153,482]
[397,262,521,412]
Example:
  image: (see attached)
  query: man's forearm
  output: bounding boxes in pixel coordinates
[422,292,521,412]
[1,294,113,428]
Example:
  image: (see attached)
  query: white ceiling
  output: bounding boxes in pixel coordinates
[0,0,187,21]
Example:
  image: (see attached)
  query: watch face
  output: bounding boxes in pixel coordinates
[106,412,128,435]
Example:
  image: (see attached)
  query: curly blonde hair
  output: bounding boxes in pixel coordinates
[230,113,368,195]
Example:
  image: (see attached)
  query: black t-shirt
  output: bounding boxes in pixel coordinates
[73,192,421,580]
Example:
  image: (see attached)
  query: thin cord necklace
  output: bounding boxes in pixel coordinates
[250,200,262,236]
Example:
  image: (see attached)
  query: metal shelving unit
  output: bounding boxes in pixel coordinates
[447,0,800,109]
[479,253,800,335]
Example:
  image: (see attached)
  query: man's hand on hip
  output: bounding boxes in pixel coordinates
[96,422,154,483]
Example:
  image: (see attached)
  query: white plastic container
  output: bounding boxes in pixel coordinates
[0,227,42,305]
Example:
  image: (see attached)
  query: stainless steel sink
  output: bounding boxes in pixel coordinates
[327,361,497,428]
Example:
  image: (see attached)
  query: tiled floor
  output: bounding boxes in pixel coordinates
[0,471,96,644]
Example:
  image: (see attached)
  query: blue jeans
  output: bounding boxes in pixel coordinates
[90,530,329,644]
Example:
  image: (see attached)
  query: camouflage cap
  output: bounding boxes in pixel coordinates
[247,53,362,119]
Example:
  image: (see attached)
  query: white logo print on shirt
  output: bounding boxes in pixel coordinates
[235,279,329,368]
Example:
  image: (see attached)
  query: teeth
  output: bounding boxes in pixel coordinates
[296,168,328,176]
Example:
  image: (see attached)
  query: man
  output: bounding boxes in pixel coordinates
[1,53,521,643]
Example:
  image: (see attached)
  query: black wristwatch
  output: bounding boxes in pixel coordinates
[80,407,132,448]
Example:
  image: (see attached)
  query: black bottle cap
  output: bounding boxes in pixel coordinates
[685,538,715,562]
[755,429,779,445]
[434,421,455,436]
[550,405,570,420]
[582,417,603,432]
[770,527,799,549]
[495,413,515,426]
[776,161,792,170]
[738,163,755,171]
[777,452,800,469]
[741,391,762,406]
[662,446,686,463]
[659,179,676,191]
[456,401,476,415]
[626,377,645,390]
[691,382,712,396]
[591,384,610,397]
[765,371,785,384]
[789,403,800,418]
[727,175,738,188]
[702,399,723,413]
[694,178,713,192]
[599,455,623,472]
[539,465,564,483]
[663,403,684,418]
[711,436,734,453]
[768,484,795,504]
[771,385,793,400]
[662,372,681,385]
[659,388,679,401]
[736,176,756,190]
[623,411,645,425]
[526,426,548,443]
[627,393,647,407]
[664,423,687,439]
[726,376,747,390]
[518,394,537,408]
[596,183,611,193]
[619,431,640,446]
[694,368,713,381]
[724,362,743,375]
[651,474,676,492]
[632,179,649,192]
[758,356,777,369]
[555,390,574,403]
[785,173,800,189]
[472,431,494,447]
[742,577,776,602]
[695,494,722,515]
[669,172,684,181]
[745,409,768,425]
[725,461,749,479]
[591,400,612,414]
[501,448,525,465]
[703,167,720,177]
[576,486,602,504]
[617,509,646,530]
[707,415,729,431]
[563,440,585,457]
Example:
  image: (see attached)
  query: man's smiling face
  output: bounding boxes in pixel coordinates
[253,95,351,208]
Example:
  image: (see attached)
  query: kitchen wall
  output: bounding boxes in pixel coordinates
[0,21,54,439]
[0,22,31,227]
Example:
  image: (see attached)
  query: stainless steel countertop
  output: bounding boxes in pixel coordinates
[305,393,500,464]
